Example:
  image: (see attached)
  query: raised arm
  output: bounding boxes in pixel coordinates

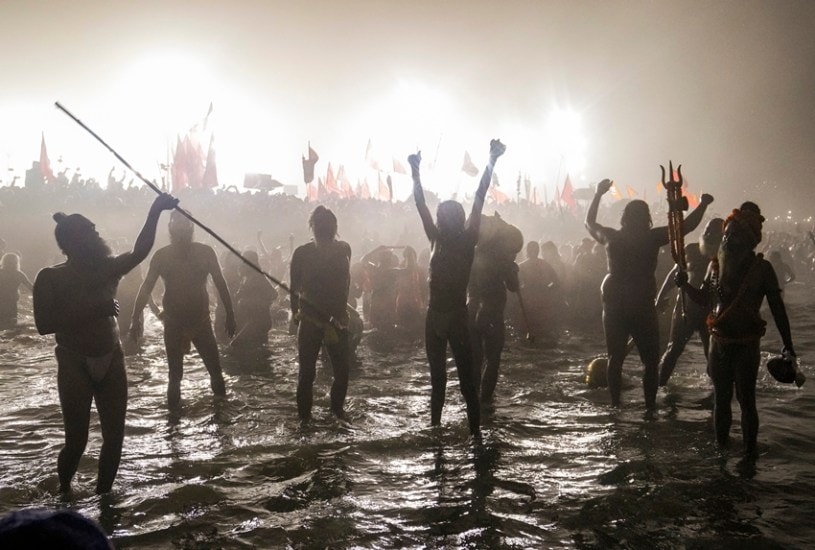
[585,179,613,243]
[113,193,178,276]
[409,152,438,243]
[681,193,714,234]
[467,139,506,236]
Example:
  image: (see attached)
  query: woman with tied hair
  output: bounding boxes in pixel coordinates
[585,178,712,409]
[409,139,505,438]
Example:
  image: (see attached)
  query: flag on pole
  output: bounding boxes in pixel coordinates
[377,172,389,201]
[626,185,637,199]
[325,163,341,196]
[302,142,319,183]
[39,132,55,183]
[201,134,218,188]
[561,174,577,213]
[171,135,189,193]
[357,178,371,199]
[392,157,407,175]
[337,164,354,198]
[611,183,623,201]
[461,151,479,177]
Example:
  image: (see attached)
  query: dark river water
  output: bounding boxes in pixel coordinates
[1,279,814,549]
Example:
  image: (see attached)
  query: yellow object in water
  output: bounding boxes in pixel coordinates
[585,357,608,388]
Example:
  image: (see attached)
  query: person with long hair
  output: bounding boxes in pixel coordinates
[409,139,505,437]
[585,178,712,408]
[33,193,177,494]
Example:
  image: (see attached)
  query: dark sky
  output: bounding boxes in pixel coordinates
[2,0,814,217]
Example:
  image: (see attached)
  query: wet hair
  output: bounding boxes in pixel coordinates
[436,200,466,237]
[620,200,652,230]
[309,205,338,242]
[168,210,194,243]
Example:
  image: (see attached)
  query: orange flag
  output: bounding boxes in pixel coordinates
[561,174,577,212]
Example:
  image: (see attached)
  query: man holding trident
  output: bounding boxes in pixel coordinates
[585,164,713,409]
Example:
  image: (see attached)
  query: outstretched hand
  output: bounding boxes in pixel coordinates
[489,139,506,161]
[596,179,613,195]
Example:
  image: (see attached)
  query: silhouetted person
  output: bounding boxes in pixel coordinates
[0,252,33,329]
[232,249,277,347]
[409,139,505,437]
[658,218,723,385]
[290,205,352,421]
[130,210,236,409]
[469,215,521,403]
[586,178,712,408]
[679,202,797,454]
[518,240,564,344]
[33,194,177,494]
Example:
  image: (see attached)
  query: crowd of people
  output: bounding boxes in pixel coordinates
[1,143,814,496]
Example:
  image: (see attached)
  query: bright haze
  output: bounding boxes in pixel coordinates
[2,0,814,217]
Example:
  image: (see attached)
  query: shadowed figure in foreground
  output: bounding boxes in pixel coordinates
[585,176,712,408]
[130,210,236,410]
[33,193,177,494]
[410,139,505,437]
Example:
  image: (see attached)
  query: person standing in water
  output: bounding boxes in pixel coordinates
[0,252,33,329]
[33,193,178,494]
[409,139,505,437]
[678,202,798,454]
[658,218,724,386]
[129,210,236,409]
[289,205,352,421]
[585,177,712,408]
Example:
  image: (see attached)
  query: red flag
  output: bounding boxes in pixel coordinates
[392,157,407,175]
[377,172,389,200]
[561,174,577,213]
[461,151,479,177]
[171,135,189,193]
[306,180,319,202]
[337,164,354,198]
[184,134,205,189]
[202,134,218,188]
[626,185,637,199]
[358,178,371,199]
[489,186,510,204]
[302,142,319,183]
[365,138,381,171]
[40,132,55,183]
[610,183,623,201]
[325,163,341,196]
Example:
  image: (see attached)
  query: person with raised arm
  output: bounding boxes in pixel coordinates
[585,177,712,408]
[409,139,505,437]
[33,193,178,494]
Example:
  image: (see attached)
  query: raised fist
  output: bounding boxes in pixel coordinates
[408,152,422,172]
[596,179,613,195]
[700,193,714,206]
[489,139,506,160]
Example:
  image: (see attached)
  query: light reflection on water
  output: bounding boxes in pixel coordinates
[0,281,814,547]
